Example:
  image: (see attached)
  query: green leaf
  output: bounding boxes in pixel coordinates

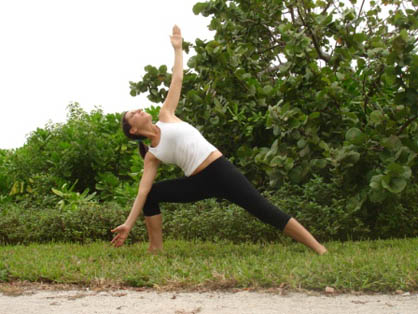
[336,72,345,80]
[319,141,329,151]
[342,112,360,124]
[399,29,408,42]
[381,175,407,193]
[368,189,387,203]
[309,112,321,120]
[321,14,333,26]
[284,158,294,170]
[192,2,208,15]
[369,174,383,190]
[381,135,402,150]
[347,193,366,212]
[158,65,167,73]
[263,85,274,96]
[270,139,279,154]
[270,156,283,167]
[311,159,327,169]
[51,188,64,197]
[357,58,366,69]
[386,163,412,180]
[369,110,384,125]
[299,145,310,157]
[211,116,220,125]
[297,139,307,149]
[345,128,366,145]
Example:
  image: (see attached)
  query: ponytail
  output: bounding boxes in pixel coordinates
[121,111,148,159]
[138,141,149,159]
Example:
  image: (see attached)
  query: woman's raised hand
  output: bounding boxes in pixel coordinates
[170,25,182,50]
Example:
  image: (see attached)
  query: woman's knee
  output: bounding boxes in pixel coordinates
[233,195,292,231]
[143,188,161,216]
[143,207,161,217]
[143,197,161,216]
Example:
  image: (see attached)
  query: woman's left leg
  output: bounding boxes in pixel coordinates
[283,218,327,255]
[212,158,327,254]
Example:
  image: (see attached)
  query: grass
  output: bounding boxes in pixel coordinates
[0,238,417,293]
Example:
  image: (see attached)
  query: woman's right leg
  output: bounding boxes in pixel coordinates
[283,218,327,255]
[145,214,163,253]
[142,174,216,252]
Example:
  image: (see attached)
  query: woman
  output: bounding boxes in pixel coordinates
[111,25,327,255]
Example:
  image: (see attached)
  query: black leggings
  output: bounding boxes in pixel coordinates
[143,156,292,231]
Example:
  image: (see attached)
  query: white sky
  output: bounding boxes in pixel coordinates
[0,0,214,149]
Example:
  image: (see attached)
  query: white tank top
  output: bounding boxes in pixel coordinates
[148,121,217,176]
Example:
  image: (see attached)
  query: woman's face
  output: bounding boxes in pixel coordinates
[126,108,151,136]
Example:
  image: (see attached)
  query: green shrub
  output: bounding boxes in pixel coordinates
[269,176,418,241]
[162,198,283,243]
[3,103,137,201]
[0,200,282,245]
[269,176,371,241]
[0,149,12,196]
[1,177,417,245]
[0,202,133,245]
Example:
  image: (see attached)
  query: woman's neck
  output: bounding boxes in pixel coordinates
[149,124,161,148]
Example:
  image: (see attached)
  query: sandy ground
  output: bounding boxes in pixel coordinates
[0,285,417,314]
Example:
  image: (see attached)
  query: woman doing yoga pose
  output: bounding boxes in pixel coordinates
[111,25,327,255]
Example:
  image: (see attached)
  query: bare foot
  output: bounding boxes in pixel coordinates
[147,246,163,254]
[317,245,328,255]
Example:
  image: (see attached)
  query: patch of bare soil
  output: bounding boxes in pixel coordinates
[0,282,417,314]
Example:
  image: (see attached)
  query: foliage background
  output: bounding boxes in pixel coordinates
[0,0,417,244]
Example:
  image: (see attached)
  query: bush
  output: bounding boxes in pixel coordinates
[3,103,137,201]
[0,150,12,196]
[269,176,418,241]
[0,200,282,245]
[0,202,134,245]
[162,198,283,243]
[1,177,417,245]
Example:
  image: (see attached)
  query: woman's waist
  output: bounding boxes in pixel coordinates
[190,150,223,176]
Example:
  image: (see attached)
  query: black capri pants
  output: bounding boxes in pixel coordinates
[143,156,292,231]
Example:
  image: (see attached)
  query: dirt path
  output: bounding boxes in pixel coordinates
[0,286,417,314]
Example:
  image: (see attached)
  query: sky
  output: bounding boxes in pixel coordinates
[0,0,214,149]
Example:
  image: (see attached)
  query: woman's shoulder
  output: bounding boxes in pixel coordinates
[158,109,183,123]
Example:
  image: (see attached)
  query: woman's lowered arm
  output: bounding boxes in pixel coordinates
[111,153,160,247]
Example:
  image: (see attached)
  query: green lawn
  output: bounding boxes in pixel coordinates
[1,238,417,292]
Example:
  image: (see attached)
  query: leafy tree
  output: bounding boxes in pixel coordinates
[4,103,137,202]
[0,149,12,198]
[129,0,417,210]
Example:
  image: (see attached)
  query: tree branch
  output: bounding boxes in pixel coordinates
[257,43,286,55]
[397,115,418,136]
[320,0,333,15]
[259,64,282,76]
[296,3,331,63]
[362,72,367,113]
[289,5,296,24]
[363,64,385,111]
[357,0,366,19]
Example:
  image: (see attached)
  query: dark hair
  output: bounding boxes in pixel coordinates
[121,111,149,159]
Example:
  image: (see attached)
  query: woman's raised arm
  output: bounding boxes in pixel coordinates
[160,25,183,119]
